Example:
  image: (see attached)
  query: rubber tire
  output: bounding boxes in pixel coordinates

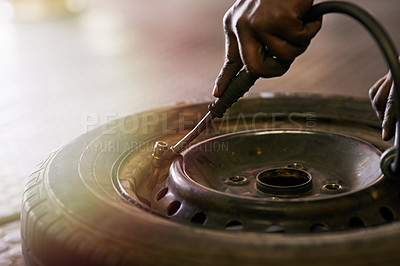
[21,96,400,265]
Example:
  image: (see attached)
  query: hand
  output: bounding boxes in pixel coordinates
[213,0,322,97]
[369,69,396,141]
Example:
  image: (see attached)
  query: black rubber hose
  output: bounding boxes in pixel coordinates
[304,1,400,176]
[209,1,400,175]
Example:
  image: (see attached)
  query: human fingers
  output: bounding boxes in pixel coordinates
[277,16,322,47]
[370,73,392,121]
[254,33,308,61]
[382,82,396,141]
[369,75,386,102]
[248,2,322,61]
[213,31,243,97]
[251,17,322,61]
[235,25,293,78]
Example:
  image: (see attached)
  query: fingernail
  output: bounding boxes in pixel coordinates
[382,129,387,140]
[212,85,219,96]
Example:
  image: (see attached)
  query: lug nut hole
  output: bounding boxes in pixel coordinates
[225,176,249,186]
[322,182,343,193]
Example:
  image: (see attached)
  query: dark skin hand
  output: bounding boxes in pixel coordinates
[369,60,398,141]
[213,0,322,97]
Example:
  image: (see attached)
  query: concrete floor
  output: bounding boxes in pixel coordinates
[0,0,399,264]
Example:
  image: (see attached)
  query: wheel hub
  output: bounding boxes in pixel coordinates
[115,95,399,234]
[181,130,382,199]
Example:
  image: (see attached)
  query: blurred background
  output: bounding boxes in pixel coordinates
[0,0,399,264]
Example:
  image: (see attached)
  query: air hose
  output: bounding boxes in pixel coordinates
[305,1,400,178]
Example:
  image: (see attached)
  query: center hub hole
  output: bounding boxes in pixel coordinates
[260,169,308,187]
[256,168,312,195]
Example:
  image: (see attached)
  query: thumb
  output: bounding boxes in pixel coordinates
[213,33,243,97]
